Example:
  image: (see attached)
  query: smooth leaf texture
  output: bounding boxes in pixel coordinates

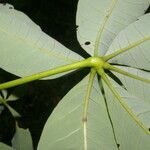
[12,124,33,150]
[37,75,118,150]
[76,0,149,56]
[0,4,83,79]
[106,13,150,70]
[110,66,150,128]
[0,143,14,150]
[102,76,150,150]
[112,66,150,103]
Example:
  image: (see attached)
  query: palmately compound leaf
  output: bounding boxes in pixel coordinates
[105,13,150,70]
[102,76,150,150]
[76,0,149,56]
[0,142,14,150]
[37,75,118,150]
[0,89,20,117]
[0,89,19,101]
[12,124,33,150]
[0,4,83,79]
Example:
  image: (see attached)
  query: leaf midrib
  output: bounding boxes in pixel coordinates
[94,0,118,56]
[0,23,77,63]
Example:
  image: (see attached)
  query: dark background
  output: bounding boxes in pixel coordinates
[0,0,149,149]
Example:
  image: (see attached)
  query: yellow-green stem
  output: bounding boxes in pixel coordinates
[0,57,106,90]
[104,63,150,83]
[0,58,92,90]
[103,37,150,61]
[97,68,150,135]
[83,68,96,150]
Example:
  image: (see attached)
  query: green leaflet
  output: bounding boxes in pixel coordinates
[111,66,150,103]
[37,75,118,150]
[76,0,149,56]
[0,1,149,150]
[0,143,14,150]
[102,76,150,150]
[0,125,33,150]
[12,124,34,150]
[105,13,150,70]
[0,4,83,79]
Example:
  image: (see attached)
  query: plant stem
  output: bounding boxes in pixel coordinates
[83,68,96,150]
[103,37,150,61]
[97,68,150,135]
[104,63,150,83]
[0,58,92,90]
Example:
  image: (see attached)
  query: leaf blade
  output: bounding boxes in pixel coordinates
[12,124,34,150]
[0,4,83,79]
[111,66,150,104]
[103,78,150,149]
[106,13,150,70]
[0,143,14,150]
[76,0,149,56]
[37,75,117,150]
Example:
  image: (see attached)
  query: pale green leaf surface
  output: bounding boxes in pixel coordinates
[102,77,150,150]
[7,105,20,117]
[0,4,83,79]
[106,13,150,70]
[12,124,33,150]
[112,65,150,103]
[37,75,118,150]
[76,0,149,56]
[7,94,19,101]
[0,142,14,150]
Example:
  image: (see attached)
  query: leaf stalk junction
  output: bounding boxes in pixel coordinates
[0,52,149,150]
[0,55,148,90]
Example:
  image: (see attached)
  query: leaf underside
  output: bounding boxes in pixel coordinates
[38,1,150,150]
[76,0,149,56]
[103,78,150,150]
[0,4,83,79]
[12,124,33,150]
[0,1,150,150]
[107,13,150,70]
[37,75,118,150]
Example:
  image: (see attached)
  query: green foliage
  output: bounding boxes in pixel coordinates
[12,124,33,150]
[0,1,150,150]
[0,4,82,79]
